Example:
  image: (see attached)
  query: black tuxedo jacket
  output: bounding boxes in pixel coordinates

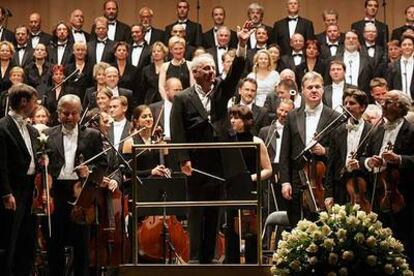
[280,53,304,71]
[391,25,414,41]
[316,32,345,46]
[206,46,234,75]
[258,122,278,162]
[0,115,39,197]
[279,105,340,191]
[325,122,372,203]
[0,28,15,44]
[44,125,107,179]
[87,39,115,65]
[165,19,203,47]
[320,44,344,60]
[108,120,130,152]
[202,28,238,49]
[247,25,272,50]
[12,46,34,68]
[323,83,358,108]
[30,31,53,48]
[251,104,270,136]
[91,20,130,42]
[68,29,91,44]
[149,101,165,130]
[271,17,315,55]
[329,53,373,95]
[351,19,389,48]
[48,42,73,65]
[170,55,245,178]
[387,59,414,100]
[360,44,387,77]
[127,43,151,71]
[147,27,165,45]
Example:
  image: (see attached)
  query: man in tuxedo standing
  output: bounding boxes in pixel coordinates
[87,16,115,65]
[108,96,130,151]
[360,23,387,77]
[245,3,272,50]
[0,7,15,44]
[391,5,414,41]
[351,0,389,48]
[91,0,130,42]
[105,66,133,116]
[279,71,339,227]
[207,26,233,76]
[69,9,90,44]
[271,0,314,56]
[280,33,305,71]
[315,10,345,47]
[170,22,250,263]
[138,6,164,46]
[13,25,33,68]
[202,6,237,49]
[48,22,73,66]
[164,0,203,47]
[28,13,52,48]
[45,94,107,276]
[128,24,151,70]
[0,84,39,276]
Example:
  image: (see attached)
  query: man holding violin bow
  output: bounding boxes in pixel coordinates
[358,90,414,267]
[43,94,107,276]
[324,88,372,211]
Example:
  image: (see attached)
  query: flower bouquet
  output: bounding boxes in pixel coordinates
[271,204,413,276]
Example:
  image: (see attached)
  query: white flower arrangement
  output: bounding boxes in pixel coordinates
[271,204,413,276]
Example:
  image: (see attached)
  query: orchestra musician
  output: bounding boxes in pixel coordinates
[359,90,414,267]
[279,71,340,226]
[0,84,39,276]
[324,88,372,208]
[44,94,107,276]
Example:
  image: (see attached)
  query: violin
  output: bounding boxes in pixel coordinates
[345,152,371,213]
[32,154,54,217]
[301,158,326,212]
[378,142,405,213]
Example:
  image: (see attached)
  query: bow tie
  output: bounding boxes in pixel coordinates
[292,53,303,57]
[133,43,144,48]
[288,17,298,22]
[31,33,40,38]
[366,45,376,49]
[305,108,317,116]
[73,29,83,34]
[57,43,66,47]
[62,127,75,136]
[383,121,400,131]
[346,123,359,131]
[364,20,375,24]
[108,22,116,26]
[97,40,107,44]
[328,43,338,48]
[177,20,187,24]
[217,46,227,50]
[17,45,26,50]
[14,116,27,128]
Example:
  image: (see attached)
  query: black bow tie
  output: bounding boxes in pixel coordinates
[97,40,107,44]
[17,45,26,50]
[328,43,338,48]
[288,17,298,22]
[366,45,376,49]
[31,33,40,38]
[133,43,144,48]
[177,20,187,24]
[364,20,375,24]
[57,43,66,47]
[217,46,227,50]
[73,29,83,34]
[108,22,116,26]
[292,53,303,57]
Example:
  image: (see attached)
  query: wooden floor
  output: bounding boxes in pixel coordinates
[119,264,272,276]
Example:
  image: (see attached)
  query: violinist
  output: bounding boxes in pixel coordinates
[0,84,39,276]
[324,88,372,209]
[44,94,107,276]
[279,71,340,227]
[360,90,414,267]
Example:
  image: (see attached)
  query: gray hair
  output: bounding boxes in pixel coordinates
[247,3,264,14]
[388,90,411,115]
[216,26,230,36]
[57,94,82,113]
[190,53,215,71]
[301,71,324,88]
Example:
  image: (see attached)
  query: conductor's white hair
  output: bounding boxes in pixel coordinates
[57,94,82,112]
[190,53,215,71]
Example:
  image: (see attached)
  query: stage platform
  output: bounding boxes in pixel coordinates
[119,264,272,276]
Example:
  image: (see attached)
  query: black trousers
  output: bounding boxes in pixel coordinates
[47,180,90,276]
[0,176,36,276]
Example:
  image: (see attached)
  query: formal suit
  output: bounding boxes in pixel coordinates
[271,17,315,55]
[251,104,270,136]
[170,55,246,263]
[86,39,115,65]
[316,32,345,47]
[323,83,358,108]
[328,52,373,96]
[48,41,73,65]
[279,104,340,226]
[44,124,107,276]
[351,19,389,48]
[281,53,304,71]
[29,31,53,48]
[91,20,130,42]
[68,29,90,44]
[387,59,414,100]
[128,42,151,72]
[359,119,414,265]
[247,25,272,50]
[12,45,34,68]
[0,115,39,276]
[325,121,372,205]
[391,25,414,41]
[320,42,345,60]
[360,44,387,78]
[206,46,234,75]
[165,19,203,47]
[108,119,130,152]
[0,28,15,44]
[202,28,238,49]
[146,27,165,45]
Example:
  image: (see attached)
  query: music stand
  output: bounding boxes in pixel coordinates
[225,171,256,202]
[136,175,187,217]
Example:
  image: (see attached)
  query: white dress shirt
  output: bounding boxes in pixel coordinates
[96,38,107,63]
[194,84,213,117]
[144,28,152,45]
[365,42,376,58]
[17,45,26,66]
[57,41,67,65]
[274,120,284,163]
[58,125,79,180]
[346,119,365,168]
[163,100,173,140]
[72,29,87,43]
[31,33,40,48]
[288,16,299,38]
[401,56,413,100]
[216,46,228,74]
[304,102,323,145]
[344,51,360,87]
[109,86,119,97]
[131,42,145,67]
[331,81,345,110]
[326,37,339,56]
[113,117,127,150]
[107,21,116,41]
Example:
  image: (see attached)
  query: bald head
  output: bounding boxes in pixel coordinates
[165,77,183,102]
[29,13,41,33]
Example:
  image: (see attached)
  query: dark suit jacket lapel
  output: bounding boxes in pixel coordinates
[52,125,65,159]
[394,120,410,154]
[188,87,209,120]
[6,116,30,157]
[316,106,333,133]
[324,86,333,107]
[295,109,306,145]
[108,124,115,144]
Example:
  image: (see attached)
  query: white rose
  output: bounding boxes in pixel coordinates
[308,256,318,266]
[306,243,318,254]
[366,236,377,247]
[354,232,365,244]
[366,255,377,266]
[342,251,354,262]
[384,264,395,275]
[323,238,335,251]
[328,253,338,265]
[289,260,301,271]
[336,229,347,239]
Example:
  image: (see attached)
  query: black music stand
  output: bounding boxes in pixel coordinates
[225,171,256,202]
